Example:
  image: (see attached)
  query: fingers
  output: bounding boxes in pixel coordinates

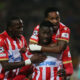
[38,55,46,61]
[30,54,46,63]
[35,54,46,63]
[57,69,66,77]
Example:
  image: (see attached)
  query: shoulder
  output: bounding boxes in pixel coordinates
[60,22,70,32]
[21,35,26,40]
[0,31,8,39]
[34,25,40,31]
[0,36,5,46]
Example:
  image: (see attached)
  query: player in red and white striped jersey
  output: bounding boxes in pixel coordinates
[30,21,63,80]
[0,17,46,80]
[29,7,73,79]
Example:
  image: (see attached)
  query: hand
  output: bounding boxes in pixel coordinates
[20,47,26,53]
[29,44,42,51]
[57,69,66,80]
[30,54,46,63]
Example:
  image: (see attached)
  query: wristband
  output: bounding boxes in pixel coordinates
[29,44,42,51]
[25,59,31,65]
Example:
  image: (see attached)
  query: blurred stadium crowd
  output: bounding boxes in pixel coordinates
[0,0,80,79]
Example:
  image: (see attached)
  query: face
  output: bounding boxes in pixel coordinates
[10,19,23,38]
[39,26,53,45]
[46,11,60,32]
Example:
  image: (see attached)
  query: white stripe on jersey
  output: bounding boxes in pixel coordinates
[0,64,2,73]
[32,71,35,79]
[16,68,20,75]
[32,55,63,80]
[6,38,13,59]
[3,37,24,80]
[50,67,54,80]
[42,67,46,80]
[18,39,22,48]
[60,22,65,26]
[13,41,18,49]
[57,75,59,80]
[4,71,9,80]
[33,67,60,80]
[6,38,12,50]
[36,67,40,80]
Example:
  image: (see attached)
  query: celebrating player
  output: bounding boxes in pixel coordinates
[29,7,73,79]
[30,21,65,80]
[0,16,46,80]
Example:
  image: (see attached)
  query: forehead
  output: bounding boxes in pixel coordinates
[40,26,52,32]
[48,11,59,17]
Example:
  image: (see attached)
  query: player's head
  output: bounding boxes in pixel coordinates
[39,21,53,45]
[44,7,60,32]
[6,16,23,38]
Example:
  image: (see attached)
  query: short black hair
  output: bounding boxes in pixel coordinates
[40,20,54,28]
[7,16,21,27]
[44,7,59,18]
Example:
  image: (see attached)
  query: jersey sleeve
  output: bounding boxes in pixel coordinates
[0,37,9,61]
[62,46,73,76]
[57,27,70,42]
[21,37,32,60]
[29,25,39,44]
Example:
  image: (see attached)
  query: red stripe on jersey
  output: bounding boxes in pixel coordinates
[38,67,43,80]
[9,38,16,50]
[17,38,24,49]
[7,70,13,79]
[54,67,57,80]
[6,38,15,50]
[0,31,29,80]
[16,39,21,49]
[5,39,9,50]
[59,77,62,80]
[46,67,50,80]
[21,37,24,48]
[32,68,38,80]
[11,40,16,50]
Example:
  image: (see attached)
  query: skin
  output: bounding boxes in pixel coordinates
[7,19,24,39]
[41,11,67,53]
[0,19,46,71]
[37,26,67,80]
[39,26,53,45]
[29,11,68,79]
[46,11,60,32]
[30,11,67,54]
[27,26,53,80]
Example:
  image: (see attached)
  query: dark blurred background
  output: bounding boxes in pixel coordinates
[0,0,80,79]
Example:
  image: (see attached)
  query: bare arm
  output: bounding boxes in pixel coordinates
[1,60,25,71]
[0,53,46,71]
[29,40,67,54]
[41,40,67,53]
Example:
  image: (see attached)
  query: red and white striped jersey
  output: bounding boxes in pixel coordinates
[32,53,63,80]
[30,22,70,43]
[30,22,73,76]
[0,31,29,80]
